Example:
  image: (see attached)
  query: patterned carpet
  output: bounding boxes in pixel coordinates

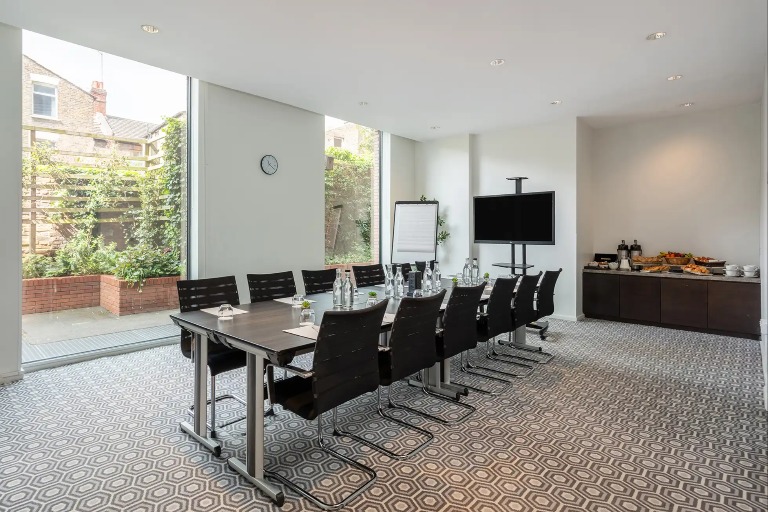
[1,319,766,512]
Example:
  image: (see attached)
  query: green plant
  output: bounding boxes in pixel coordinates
[113,244,180,288]
[368,291,377,298]
[451,276,458,283]
[419,195,450,245]
[301,300,311,309]
[45,231,116,277]
[483,272,490,279]
[22,253,54,279]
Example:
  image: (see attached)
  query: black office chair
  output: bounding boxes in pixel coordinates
[459,276,532,385]
[270,300,389,510]
[352,264,386,288]
[301,268,336,295]
[414,261,435,274]
[528,268,562,341]
[177,276,248,438]
[336,290,445,459]
[246,271,297,302]
[497,273,554,363]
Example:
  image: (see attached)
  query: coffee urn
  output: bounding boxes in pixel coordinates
[617,240,630,261]
[630,240,642,260]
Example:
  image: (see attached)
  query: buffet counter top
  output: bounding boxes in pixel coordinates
[583,268,760,284]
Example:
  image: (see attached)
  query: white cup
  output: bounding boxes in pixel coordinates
[743,265,759,272]
[725,264,740,271]
[725,270,741,277]
[743,271,758,278]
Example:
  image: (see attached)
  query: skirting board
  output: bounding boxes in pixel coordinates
[548,314,584,322]
[0,370,24,386]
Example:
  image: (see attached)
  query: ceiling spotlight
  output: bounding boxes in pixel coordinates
[430,126,440,130]
[646,31,666,40]
[141,25,160,34]
[550,100,562,105]
[667,74,683,81]
[490,59,505,66]
[680,102,694,107]
[358,101,368,106]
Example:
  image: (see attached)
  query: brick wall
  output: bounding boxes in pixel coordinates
[100,275,180,316]
[22,275,101,314]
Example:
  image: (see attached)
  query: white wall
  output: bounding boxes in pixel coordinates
[192,82,325,302]
[760,66,767,411]
[381,133,417,264]
[0,23,22,384]
[472,119,580,320]
[415,134,472,272]
[591,104,762,264]
[576,119,594,318]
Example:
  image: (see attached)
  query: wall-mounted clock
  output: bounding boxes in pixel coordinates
[261,155,278,175]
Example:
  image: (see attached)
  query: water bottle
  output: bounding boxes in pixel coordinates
[342,271,353,308]
[394,266,404,298]
[471,258,479,285]
[433,261,442,290]
[462,258,471,284]
[384,264,393,297]
[332,268,343,307]
[423,262,432,293]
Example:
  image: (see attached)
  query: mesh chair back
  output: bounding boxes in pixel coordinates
[387,290,446,382]
[352,264,386,288]
[301,269,336,295]
[176,276,240,357]
[440,284,485,359]
[483,276,519,339]
[512,273,541,329]
[393,263,412,280]
[536,269,562,319]
[312,300,389,415]
[247,271,297,303]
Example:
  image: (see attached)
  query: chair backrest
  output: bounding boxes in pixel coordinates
[247,271,297,303]
[483,276,519,340]
[176,276,240,357]
[512,273,541,329]
[352,264,386,288]
[311,299,389,415]
[414,260,435,274]
[440,283,485,359]
[393,263,412,280]
[386,290,446,382]
[301,269,337,295]
[535,269,562,319]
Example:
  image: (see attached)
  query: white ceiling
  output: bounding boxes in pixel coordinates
[1,0,765,140]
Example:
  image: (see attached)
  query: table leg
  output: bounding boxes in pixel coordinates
[180,332,222,456]
[408,359,466,399]
[227,353,285,506]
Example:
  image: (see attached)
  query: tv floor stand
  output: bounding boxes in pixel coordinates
[491,177,533,276]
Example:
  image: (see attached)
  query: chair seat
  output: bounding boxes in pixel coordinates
[208,348,247,377]
[273,375,317,421]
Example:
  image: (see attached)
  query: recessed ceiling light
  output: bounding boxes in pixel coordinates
[141,25,160,34]
[646,31,666,40]
[358,101,368,106]
[490,59,505,67]
[550,100,562,105]
[667,74,683,81]
[680,102,694,107]
[430,126,440,130]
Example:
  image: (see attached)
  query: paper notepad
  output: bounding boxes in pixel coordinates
[273,297,316,305]
[284,325,319,340]
[201,306,249,316]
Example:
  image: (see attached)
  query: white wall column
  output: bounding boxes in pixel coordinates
[0,22,23,384]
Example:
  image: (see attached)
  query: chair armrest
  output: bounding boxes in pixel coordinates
[282,364,314,379]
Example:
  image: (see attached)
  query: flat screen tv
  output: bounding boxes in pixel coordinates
[473,192,555,245]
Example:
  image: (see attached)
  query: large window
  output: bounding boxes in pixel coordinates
[324,118,380,268]
[21,31,188,365]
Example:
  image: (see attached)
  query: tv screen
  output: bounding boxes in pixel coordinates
[473,192,555,244]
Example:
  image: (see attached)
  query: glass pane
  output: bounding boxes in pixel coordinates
[33,92,53,116]
[22,30,188,365]
[324,118,380,271]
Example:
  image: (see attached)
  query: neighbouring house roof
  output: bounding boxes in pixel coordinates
[105,115,155,139]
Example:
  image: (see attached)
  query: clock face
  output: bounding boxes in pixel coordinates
[261,155,278,175]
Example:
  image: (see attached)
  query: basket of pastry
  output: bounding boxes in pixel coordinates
[660,251,692,265]
[641,265,670,273]
[693,256,726,267]
[632,255,663,265]
[682,263,711,275]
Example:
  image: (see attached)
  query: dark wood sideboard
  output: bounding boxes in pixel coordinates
[583,270,761,339]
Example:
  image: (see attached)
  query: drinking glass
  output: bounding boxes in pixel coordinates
[291,294,305,308]
[366,297,378,307]
[217,303,234,319]
[299,308,316,326]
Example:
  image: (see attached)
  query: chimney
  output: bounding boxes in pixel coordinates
[91,81,107,115]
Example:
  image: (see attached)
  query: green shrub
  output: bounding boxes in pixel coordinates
[113,244,180,288]
[22,253,54,279]
[45,231,116,277]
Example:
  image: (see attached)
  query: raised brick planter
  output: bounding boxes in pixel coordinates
[22,274,180,316]
[100,275,180,316]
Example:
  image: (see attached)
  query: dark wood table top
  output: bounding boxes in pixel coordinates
[170,279,489,364]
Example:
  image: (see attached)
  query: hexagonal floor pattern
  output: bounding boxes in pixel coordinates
[1,319,766,511]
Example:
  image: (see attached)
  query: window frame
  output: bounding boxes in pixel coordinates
[32,82,58,119]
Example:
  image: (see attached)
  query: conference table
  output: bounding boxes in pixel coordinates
[169,279,495,506]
